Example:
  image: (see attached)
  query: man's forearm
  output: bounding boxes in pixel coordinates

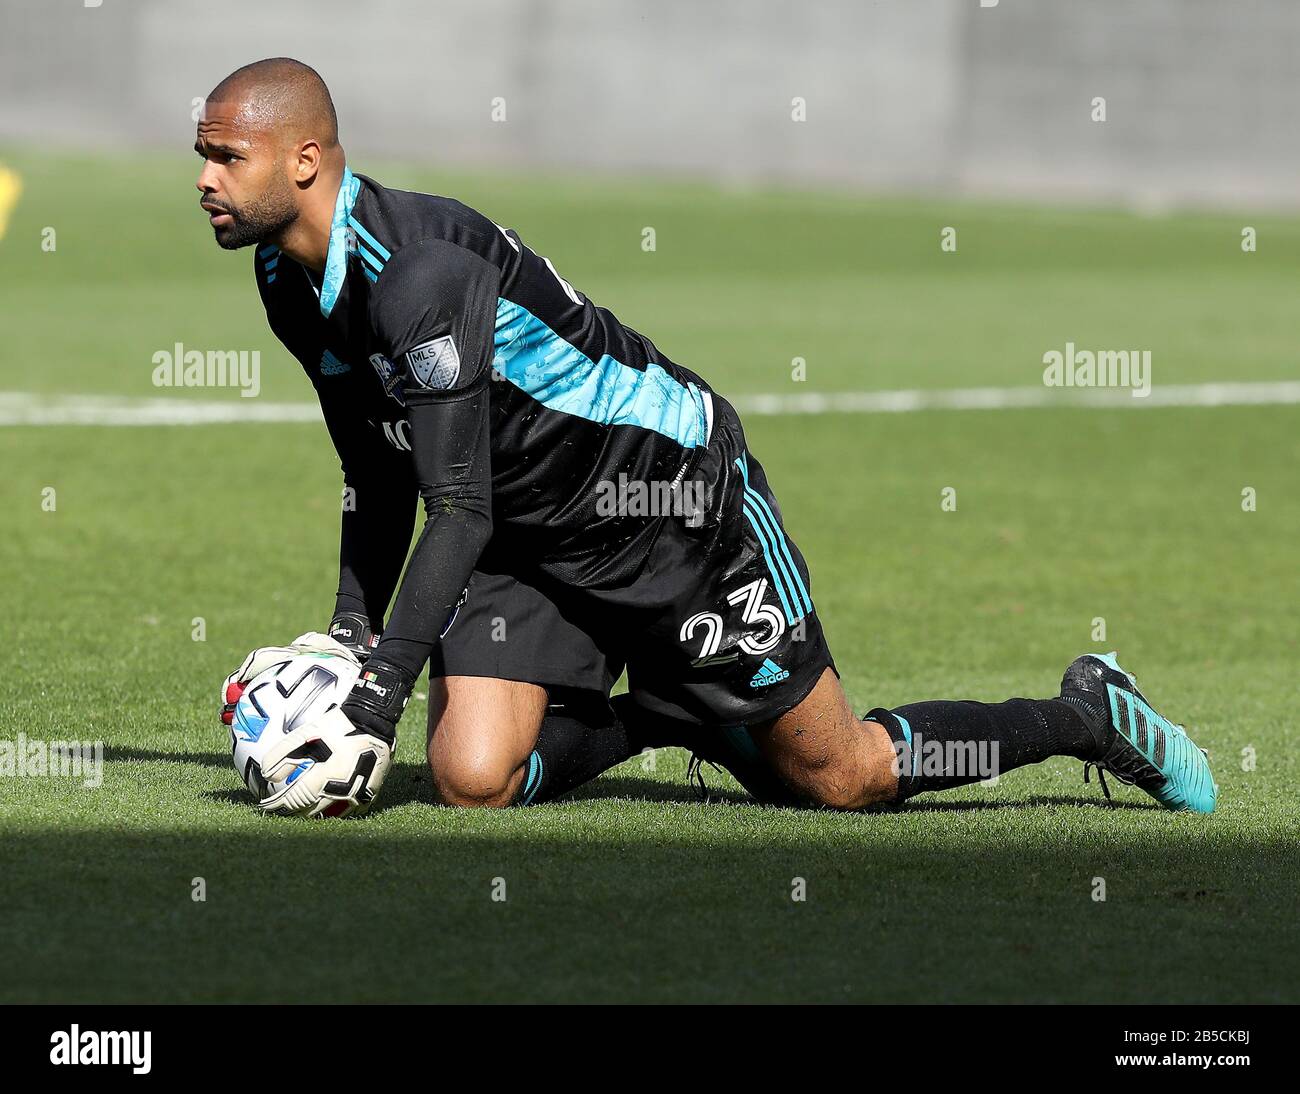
[335,475,417,630]
[339,496,490,744]
[372,495,492,680]
[343,372,495,736]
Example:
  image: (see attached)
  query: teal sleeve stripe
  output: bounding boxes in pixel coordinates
[735,453,813,616]
[741,500,798,624]
[347,216,391,261]
[741,488,808,620]
[494,298,706,448]
[735,453,802,622]
[356,242,385,273]
[742,477,812,615]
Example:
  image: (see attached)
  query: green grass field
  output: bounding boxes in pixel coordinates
[1,150,1297,1003]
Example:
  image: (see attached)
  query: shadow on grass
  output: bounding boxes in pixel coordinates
[897,794,1161,813]
[109,747,231,768]
[118,747,1153,813]
[2,813,1296,1005]
[200,764,751,810]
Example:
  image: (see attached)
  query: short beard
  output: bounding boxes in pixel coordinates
[213,175,299,250]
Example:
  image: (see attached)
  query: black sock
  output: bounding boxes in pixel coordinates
[608,694,693,753]
[520,693,1105,806]
[865,697,1104,801]
[609,695,800,805]
[520,694,738,805]
[514,692,640,805]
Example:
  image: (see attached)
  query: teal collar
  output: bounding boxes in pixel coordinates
[319,166,360,318]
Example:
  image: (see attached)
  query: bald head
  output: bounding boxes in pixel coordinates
[196,58,345,254]
[208,57,339,150]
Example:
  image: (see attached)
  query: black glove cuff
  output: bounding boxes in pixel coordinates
[342,659,414,742]
[328,611,381,661]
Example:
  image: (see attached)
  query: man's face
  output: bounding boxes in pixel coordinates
[195,99,298,249]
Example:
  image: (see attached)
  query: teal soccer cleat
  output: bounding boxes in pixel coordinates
[1060,652,1217,813]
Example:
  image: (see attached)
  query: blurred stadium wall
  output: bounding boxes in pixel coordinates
[2,0,1297,208]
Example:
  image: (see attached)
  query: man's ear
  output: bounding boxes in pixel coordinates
[294,140,322,185]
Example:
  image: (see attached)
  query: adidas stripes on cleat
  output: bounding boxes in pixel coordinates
[1060,652,1217,813]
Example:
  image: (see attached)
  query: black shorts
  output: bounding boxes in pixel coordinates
[435,394,834,727]
[542,393,834,725]
[429,570,622,696]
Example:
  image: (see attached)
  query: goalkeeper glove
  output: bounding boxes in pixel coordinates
[327,610,381,662]
[220,631,359,727]
[340,658,415,746]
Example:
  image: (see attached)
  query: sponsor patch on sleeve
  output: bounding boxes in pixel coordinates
[405,335,461,390]
[369,353,406,405]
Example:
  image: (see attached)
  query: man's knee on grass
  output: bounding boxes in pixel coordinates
[426,677,547,808]
[428,741,525,808]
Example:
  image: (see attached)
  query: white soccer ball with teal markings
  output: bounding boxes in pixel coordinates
[228,648,389,818]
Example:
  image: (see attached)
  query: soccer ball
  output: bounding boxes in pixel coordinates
[228,650,378,817]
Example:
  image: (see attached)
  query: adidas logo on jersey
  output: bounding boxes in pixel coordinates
[749,658,790,688]
[320,349,351,376]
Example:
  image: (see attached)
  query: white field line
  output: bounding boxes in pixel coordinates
[0,393,322,427]
[734,381,1300,415]
[1,381,1299,427]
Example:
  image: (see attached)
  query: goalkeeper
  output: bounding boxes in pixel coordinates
[202,58,1216,817]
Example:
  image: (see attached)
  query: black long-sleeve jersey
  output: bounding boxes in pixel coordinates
[255,169,715,679]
